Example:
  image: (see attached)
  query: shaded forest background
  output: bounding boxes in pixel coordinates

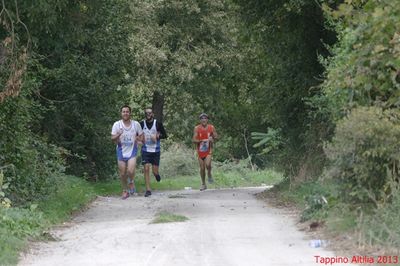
[0,0,399,229]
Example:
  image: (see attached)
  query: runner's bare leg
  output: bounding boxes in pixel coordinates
[205,155,212,179]
[126,157,137,190]
[152,165,159,176]
[144,163,151,191]
[118,160,128,191]
[198,157,206,186]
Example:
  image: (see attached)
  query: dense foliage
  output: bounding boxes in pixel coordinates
[1,0,399,223]
[1,1,134,205]
[219,1,332,175]
[325,107,400,203]
[127,0,239,142]
[322,0,400,110]
[319,0,400,205]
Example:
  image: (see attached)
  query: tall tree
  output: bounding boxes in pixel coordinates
[230,0,336,172]
[128,0,238,134]
[1,0,137,180]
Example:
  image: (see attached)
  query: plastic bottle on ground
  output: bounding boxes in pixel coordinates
[309,239,328,248]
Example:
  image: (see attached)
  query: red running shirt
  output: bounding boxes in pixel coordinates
[195,124,216,158]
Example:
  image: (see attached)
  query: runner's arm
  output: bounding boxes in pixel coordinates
[111,123,123,144]
[136,132,144,145]
[157,121,167,139]
[135,121,144,144]
[211,126,218,142]
[111,133,122,144]
[192,127,201,143]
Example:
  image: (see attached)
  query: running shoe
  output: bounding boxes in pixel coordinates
[128,182,136,195]
[200,184,207,191]
[208,176,214,184]
[144,190,152,197]
[121,191,129,200]
[129,188,136,195]
[155,174,161,182]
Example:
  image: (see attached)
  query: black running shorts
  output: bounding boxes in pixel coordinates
[141,151,160,166]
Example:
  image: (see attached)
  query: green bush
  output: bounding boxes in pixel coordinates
[361,190,400,250]
[324,107,400,203]
[0,94,65,206]
[159,143,198,178]
[0,207,45,238]
[214,158,252,175]
[322,0,400,110]
[212,136,235,162]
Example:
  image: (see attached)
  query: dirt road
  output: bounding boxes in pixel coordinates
[19,187,348,266]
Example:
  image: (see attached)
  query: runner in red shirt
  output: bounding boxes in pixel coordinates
[192,113,218,191]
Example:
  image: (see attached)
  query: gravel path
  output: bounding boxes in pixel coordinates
[19,187,349,266]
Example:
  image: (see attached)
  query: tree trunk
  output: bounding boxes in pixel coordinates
[152,90,165,123]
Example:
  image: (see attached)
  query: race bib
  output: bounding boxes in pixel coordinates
[121,133,134,145]
[145,133,156,145]
[199,140,209,152]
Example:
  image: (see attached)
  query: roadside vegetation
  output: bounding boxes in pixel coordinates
[0,176,96,265]
[268,0,400,256]
[151,212,189,224]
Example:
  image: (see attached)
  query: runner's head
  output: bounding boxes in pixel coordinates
[199,113,208,126]
[120,105,131,121]
[144,107,154,122]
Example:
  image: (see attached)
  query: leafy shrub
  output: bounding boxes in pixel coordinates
[360,189,400,250]
[324,107,400,203]
[0,168,12,208]
[159,143,198,178]
[4,140,65,206]
[212,136,235,162]
[301,194,329,222]
[251,129,283,155]
[0,95,65,206]
[214,157,253,175]
[322,0,400,110]
[0,207,45,238]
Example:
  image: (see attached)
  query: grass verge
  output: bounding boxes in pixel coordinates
[93,168,284,196]
[0,175,96,265]
[150,211,189,224]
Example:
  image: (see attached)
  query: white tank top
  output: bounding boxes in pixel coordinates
[142,120,160,153]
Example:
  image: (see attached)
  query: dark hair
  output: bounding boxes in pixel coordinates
[199,113,209,119]
[120,105,131,112]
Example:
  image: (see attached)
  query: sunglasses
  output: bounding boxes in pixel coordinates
[145,112,153,115]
